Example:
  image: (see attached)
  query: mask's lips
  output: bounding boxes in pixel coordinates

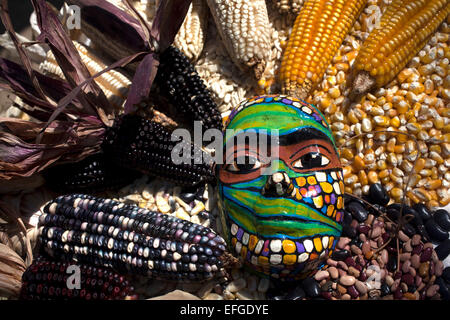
[227,219,339,280]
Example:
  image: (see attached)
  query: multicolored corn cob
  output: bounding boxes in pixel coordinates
[39,41,131,111]
[38,194,229,282]
[43,154,141,193]
[205,0,271,79]
[102,114,215,187]
[20,256,134,300]
[280,0,367,99]
[351,0,450,96]
[155,46,223,132]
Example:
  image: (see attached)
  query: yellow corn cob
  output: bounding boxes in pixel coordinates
[173,0,208,62]
[39,42,131,111]
[351,0,450,97]
[280,0,367,99]
[272,0,305,15]
[206,0,271,79]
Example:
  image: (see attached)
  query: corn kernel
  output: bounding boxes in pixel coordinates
[368,171,379,184]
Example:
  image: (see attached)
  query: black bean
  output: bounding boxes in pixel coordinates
[403,206,423,227]
[368,183,390,206]
[271,295,286,300]
[433,209,450,232]
[386,255,398,273]
[416,224,431,243]
[302,277,321,298]
[180,193,196,204]
[436,277,450,301]
[285,286,306,300]
[343,210,353,226]
[368,204,385,216]
[386,208,400,221]
[425,219,449,242]
[413,203,432,222]
[380,283,391,296]
[342,224,357,238]
[331,249,351,261]
[442,267,450,283]
[435,239,450,261]
[402,223,416,238]
[346,201,368,223]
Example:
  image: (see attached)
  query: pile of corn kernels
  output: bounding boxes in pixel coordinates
[193,0,450,209]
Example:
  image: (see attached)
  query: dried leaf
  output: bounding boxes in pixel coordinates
[0,117,105,180]
[31,0,114,126]
[0,58,84,121]
[151,0,192,52]
[0,0,49,102]
[67,0,149,52]
[124,53,159,114]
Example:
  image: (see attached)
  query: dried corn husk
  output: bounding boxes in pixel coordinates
[0,243,26,299]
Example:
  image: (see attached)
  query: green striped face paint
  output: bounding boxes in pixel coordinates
[217,95,344,281]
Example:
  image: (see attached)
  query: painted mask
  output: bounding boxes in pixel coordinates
[217,95,344,281]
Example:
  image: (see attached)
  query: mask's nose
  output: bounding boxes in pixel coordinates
[262,172,291,197]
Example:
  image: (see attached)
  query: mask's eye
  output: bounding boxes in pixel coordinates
[292,152,330,169]
[226,155,261,173]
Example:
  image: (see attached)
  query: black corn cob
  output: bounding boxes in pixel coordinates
[43,153,141,192]
[155,46,223,132]
[20,256,134,300]
[38,194,229,282]
[102,114,215,187]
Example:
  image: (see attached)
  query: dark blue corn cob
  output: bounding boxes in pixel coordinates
[102,114,215,187]
[155,46,223,132]
[20,255,134,300]
[43,153,141,192]
[38,194,229,282]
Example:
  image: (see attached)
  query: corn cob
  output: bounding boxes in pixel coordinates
[102,114,215,187]
[39,41,131,111]
[272,0,305,15]
[154,46,223,132]
[43,154,141,193]
[174,0,208,62]
[205,0,271,79]
[351,0,450,97]
[38,194,229,282]
[20,255,134,300]
[280,0,367,99]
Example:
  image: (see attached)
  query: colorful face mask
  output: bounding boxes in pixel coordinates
[217,95,344,281]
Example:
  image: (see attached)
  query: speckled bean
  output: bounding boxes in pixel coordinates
[338,261,349,271]
[314,270,330,281]
[411,234,421,246]
[355,280,368,294]
[328,266,339,279]
[426,284,439,297]
[402,260,411,273]
[340,275,356,286]
[411,254,421,268]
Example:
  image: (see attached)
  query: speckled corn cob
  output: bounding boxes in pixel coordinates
[40,42,131,111]
[174,0,208,62]
[155,46,223,131]
[280,0,367,99]
[20,256,134,300]
[43,154,141,193]
[38,194,228,281]
[272,0,305,15]
[352,0,450,96]
[102,114,215,186]
[205,0,271,79]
